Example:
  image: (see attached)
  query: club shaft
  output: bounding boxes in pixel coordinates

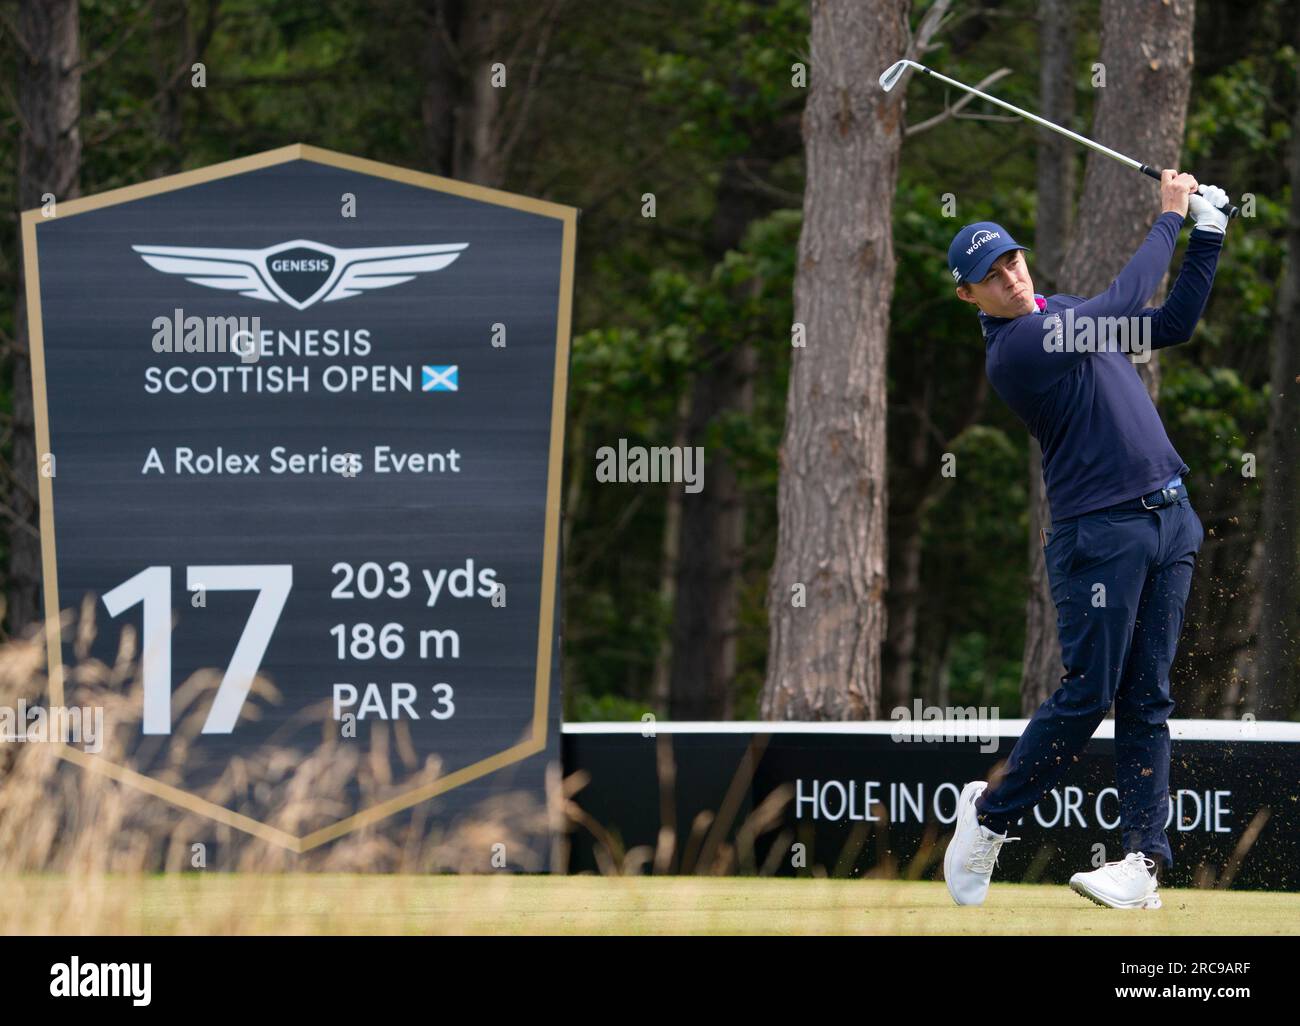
[906,63,1238,219]
[912,64,1142,171]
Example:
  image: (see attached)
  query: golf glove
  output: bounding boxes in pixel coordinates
[1188,184,1230,234]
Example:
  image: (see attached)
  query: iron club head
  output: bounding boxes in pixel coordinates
[879,59,923,92]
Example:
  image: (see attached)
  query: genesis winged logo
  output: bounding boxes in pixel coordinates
[132,239,469,310]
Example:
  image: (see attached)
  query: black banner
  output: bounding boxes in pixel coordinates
[564,723,1300,888]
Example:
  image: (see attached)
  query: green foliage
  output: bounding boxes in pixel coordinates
[919,423,1030,712]
[1187,47,1296,160]
[1,0,1294,718]
[947,631,1023,712]
[1161,365,1269,472]
[569,691,656,723]
[563,206,799,710]
[641,0,808,156]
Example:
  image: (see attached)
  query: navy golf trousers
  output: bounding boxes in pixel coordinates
[974,487,1205,866]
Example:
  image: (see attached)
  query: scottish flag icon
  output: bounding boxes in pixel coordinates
[422,365,458,392]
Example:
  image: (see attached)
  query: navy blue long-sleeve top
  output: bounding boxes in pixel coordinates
[978,211,1223,520]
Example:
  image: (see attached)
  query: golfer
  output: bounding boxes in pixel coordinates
[941,170,1229,909]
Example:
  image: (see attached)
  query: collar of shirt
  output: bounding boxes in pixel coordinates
[978,293,1047,338]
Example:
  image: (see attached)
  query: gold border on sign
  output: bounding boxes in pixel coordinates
[21,144,575,853]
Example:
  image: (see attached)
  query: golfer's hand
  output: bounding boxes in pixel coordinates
[1188,184,1230,234]
[1160,169,1199,218]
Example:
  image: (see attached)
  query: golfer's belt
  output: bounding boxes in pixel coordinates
[1108,478,1189,513]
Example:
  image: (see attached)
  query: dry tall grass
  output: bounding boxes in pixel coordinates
[0,598,807,932]
[0,598,555,877]
[0,596,801,888]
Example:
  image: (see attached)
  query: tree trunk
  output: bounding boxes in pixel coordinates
[652,393,690,712]
[668,336,754,720]
[1020,0,1075,713]
[881,455,925,710]
[1179,519,1258,716]
[761,0,907,719]
[420,0,509,187]
[148,0,220,177]
[422,0,460,175]
[667,152,765,721]
[1225,534,1264,715]
[882,345,987,711]
[422,0,558,189]
[921,623,951,709]
[150,0,188,174]
[8,0,82,640]
[452,3,508,186]
[1255,59,1300,715]
[666,0,800,719]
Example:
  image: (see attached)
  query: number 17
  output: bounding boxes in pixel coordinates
[102,565,292,735]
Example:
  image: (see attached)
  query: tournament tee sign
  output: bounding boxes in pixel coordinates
[21,145,575,861]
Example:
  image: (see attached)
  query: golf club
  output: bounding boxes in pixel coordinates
[879,59,1239,219]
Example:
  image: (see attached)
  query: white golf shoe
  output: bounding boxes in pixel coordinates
[1069,852,1163,909]
[943,781,1019,905]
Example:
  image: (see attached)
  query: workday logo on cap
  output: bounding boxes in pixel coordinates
[947,221,1031,285]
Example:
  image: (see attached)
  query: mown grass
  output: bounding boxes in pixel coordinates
[5,874,1298,935]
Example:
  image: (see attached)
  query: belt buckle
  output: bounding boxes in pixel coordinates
[1141,491,1161,510]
